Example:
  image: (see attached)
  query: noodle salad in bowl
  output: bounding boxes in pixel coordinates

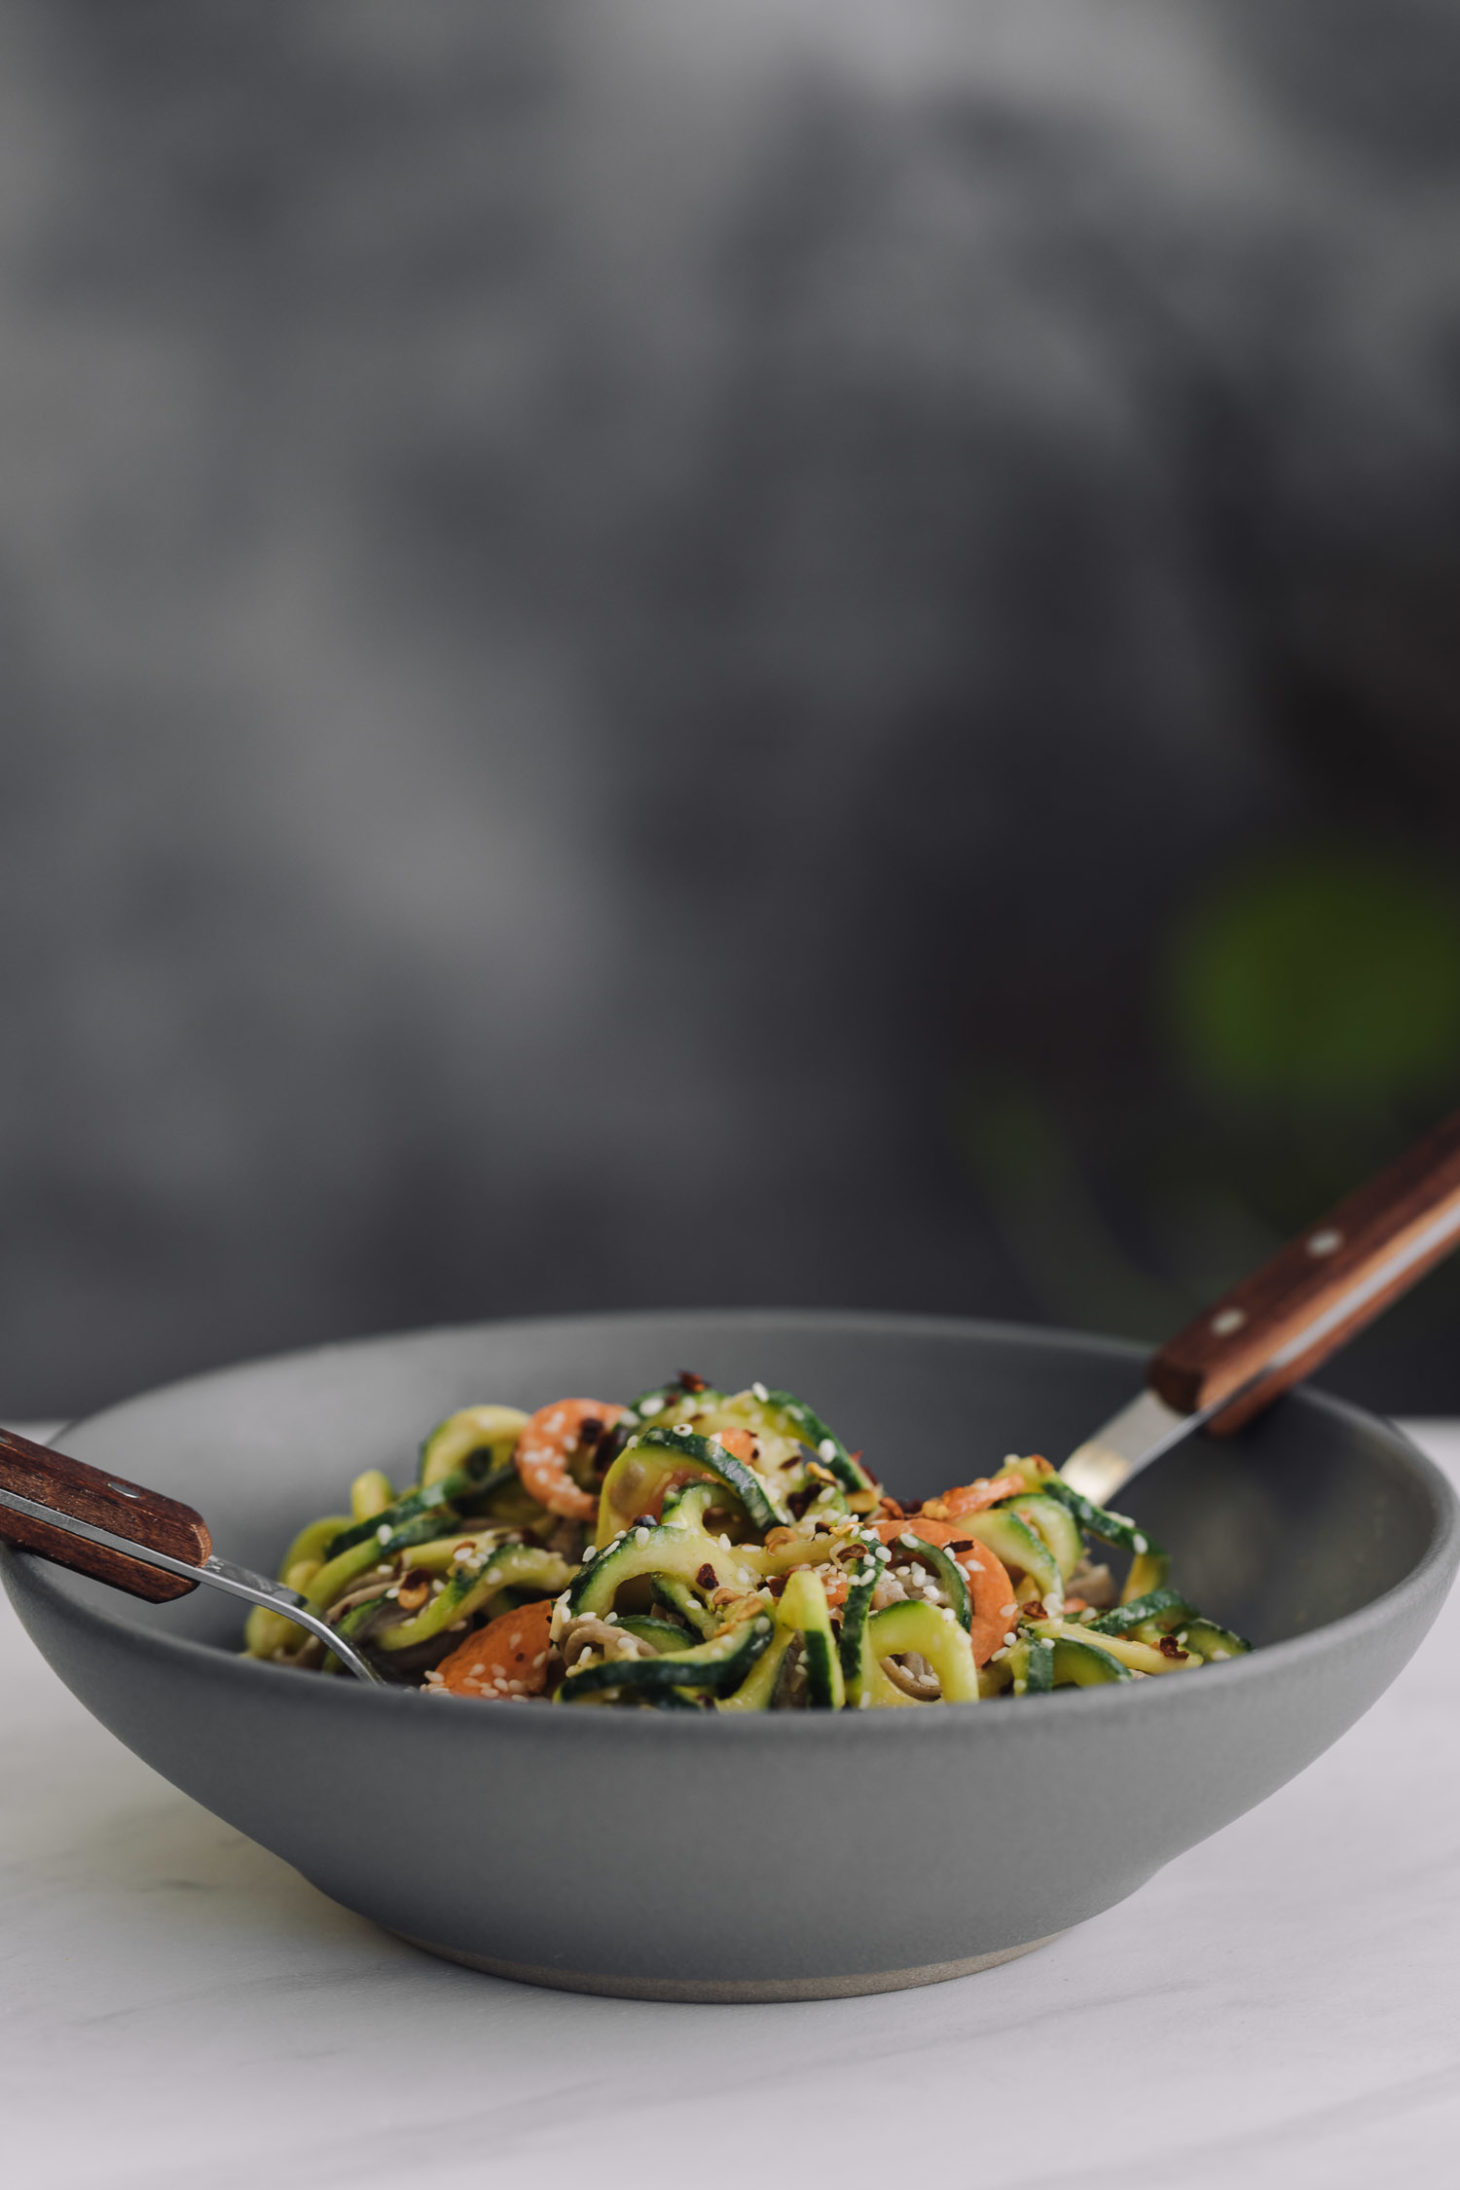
[245,1369,1247,1706]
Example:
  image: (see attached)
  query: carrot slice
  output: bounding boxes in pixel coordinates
[435,1596,555,1700]
[714,1427,759,1465]
[920,1479,1013,1520]
[957,1543,1019,1666]
[872,1515,967,1548]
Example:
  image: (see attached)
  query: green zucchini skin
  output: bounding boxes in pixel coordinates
[660,1479,719,1528]
[637,1383,875,1500]
[1000,1493,1084,1580]
[327,1419,539,1566]
[778,1568,845,1708]
[717,1630,794,1711]
[885,1533,973,1631]
[616,1615,695,1650]
[753,1390,875,1496]
[305,1510,461,1615]
[625,1381,725,1426]
[1040,1477,1170,1604]
[570,1509,762,1620]
[653,1576,718,1637]
[1090,1587,1192,1637]
[418,1404,529,1488]
[723,1562,860,1711]
[1013,1634,1056,1694]
[595,1426,788,1547]
[1042,1477,1165,1564]
[322,1443,532,1565]
[373,1543,575,1654]
[1181,1618,1251,1662]
[866,1601,980,1704]
[275,1512,352,1579]
[837,1560,882,1705]
[955,1509,1063,1607]
[557,1613,774,1701]
[1049,1636,1133,1686]
[323,1478,463,1564]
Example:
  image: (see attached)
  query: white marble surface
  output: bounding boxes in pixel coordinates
[3,1425,1459,2190]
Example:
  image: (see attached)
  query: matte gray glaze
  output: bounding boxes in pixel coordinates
[4,1312,1456,2000]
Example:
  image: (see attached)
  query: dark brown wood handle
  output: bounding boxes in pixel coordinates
[1150,1108,1460,1433]
[0,1425,212,1601]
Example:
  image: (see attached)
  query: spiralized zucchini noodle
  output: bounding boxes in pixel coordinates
[244,1372,1249,1706]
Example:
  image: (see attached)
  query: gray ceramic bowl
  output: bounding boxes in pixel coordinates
[5,1310,1456,2001]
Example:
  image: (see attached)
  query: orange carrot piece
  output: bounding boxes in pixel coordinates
[921,1478,1014,1520]
[435,1596,555,1700]
[872,1514,967,1548]
[714,1427,759,1464]
[956,1543,1020,1666]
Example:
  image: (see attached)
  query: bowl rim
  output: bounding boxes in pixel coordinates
[8,1306,1458,1745]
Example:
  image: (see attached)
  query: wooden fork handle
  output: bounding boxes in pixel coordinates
[1150,1109,1460,1433]
[0,1425,211,1601]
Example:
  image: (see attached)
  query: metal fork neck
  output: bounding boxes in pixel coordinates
[0,1481,386,1685]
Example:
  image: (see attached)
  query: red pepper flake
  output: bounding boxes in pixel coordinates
[1158,1635,1189,1660]
[676,1370,710,1392]
[696,1562,718,1590]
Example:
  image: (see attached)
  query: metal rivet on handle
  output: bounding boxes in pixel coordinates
[106,1481,142,1499]
[1210,1307,1247,1337]
[1305,1228,1344,1257]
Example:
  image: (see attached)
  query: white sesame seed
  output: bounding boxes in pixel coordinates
[818,1439,837,1462]
[1003,1630,1018,1647]
[1132,1535,1148,1555]
[634,1527,650,1546]
[582,1546,597,1562]
[375,1524,392,1544]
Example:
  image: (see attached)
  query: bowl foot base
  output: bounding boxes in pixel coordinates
[392,1927,1065,2002]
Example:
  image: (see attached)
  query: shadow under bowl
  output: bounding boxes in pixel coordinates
[4,1311,1456,2001]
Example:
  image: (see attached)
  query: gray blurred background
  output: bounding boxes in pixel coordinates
[4,0,1460,1419]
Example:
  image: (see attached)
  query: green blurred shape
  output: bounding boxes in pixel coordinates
[1166,847,1460,1107]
